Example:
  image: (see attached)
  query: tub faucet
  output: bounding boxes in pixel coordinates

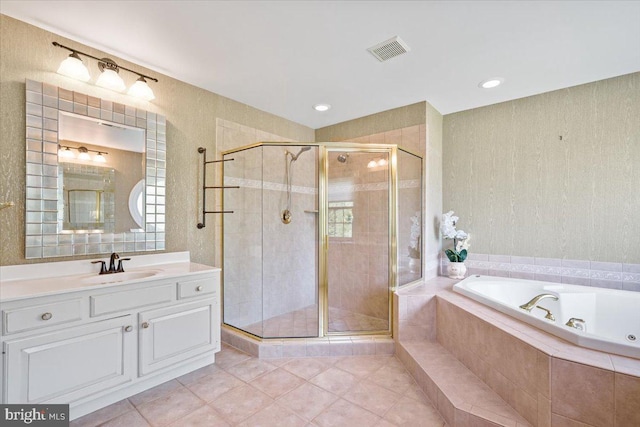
[566,318,586,331]
[519,293,558,312]
[535,305,555,322]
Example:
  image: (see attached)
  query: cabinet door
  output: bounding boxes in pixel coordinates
[139,299,217,376]
[4,315,135,404]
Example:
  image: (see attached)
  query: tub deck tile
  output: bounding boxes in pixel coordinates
[609,354,640,377]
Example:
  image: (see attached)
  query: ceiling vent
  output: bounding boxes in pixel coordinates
[367,36,410,62]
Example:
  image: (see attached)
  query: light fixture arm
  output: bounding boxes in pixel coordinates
[52,41,158,83]
[59,144,108,155]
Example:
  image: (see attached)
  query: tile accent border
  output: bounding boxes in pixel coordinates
[440,253,640,292]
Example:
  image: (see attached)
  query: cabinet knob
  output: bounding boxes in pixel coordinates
[41,312,53,321]
[142,322,150,329]
[196,286,203,291]
[124,325,133,332]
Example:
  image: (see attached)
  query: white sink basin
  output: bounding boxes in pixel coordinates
[81,270,160,285]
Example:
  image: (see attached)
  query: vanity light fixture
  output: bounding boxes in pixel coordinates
[52,41,158,100]
[127,77,155,101]
[58,145,75,158]
[313,103,331,112]
[367,158,388,169]
[95,58,126,92]
[77,146,91,161]
[94,152,107,163]
[57,51,91,82]
[58,144,108,163]
[479,77,504,89]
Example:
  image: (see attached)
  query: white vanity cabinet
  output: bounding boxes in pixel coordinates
[139,299,216,375]
[0,265,220,420]
[4,315,135,404]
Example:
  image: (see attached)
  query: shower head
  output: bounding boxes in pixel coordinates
[288,146,312,161]
[337,153,349,163]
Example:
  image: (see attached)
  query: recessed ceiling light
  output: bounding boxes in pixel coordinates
[479,78,504,89]
[313,103,331,112]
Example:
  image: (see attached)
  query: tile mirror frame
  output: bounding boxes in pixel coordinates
[25,79,166,259]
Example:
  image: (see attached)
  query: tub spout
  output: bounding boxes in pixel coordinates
[519,293,558,312]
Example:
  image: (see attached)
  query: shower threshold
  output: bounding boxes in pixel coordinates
[241,305,389,338]
[221,305,394,359]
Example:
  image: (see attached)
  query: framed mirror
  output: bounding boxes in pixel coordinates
[25,79,166,258]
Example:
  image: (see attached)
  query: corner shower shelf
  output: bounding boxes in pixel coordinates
[196,147,238,229]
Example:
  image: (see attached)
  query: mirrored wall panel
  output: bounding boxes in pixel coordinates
[25,79,166,258]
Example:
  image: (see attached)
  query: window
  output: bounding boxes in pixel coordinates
[328,201,354,238]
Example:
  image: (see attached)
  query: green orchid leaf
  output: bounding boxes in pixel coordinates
[444,249,456,262]
[459,249,468,262]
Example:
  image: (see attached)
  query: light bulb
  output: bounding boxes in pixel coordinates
[59,146,75,158]
[367,160,377,168]
[377,158,388,166]
[479,78,504,89]
[94,152,107,163]
[57,52,90,82]
[128,77,155,101]
[77,147,91,161]
[96,69,126,92]
[313,104,331,112]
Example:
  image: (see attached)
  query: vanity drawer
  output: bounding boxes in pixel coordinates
[178,278,217,299]
[3,298,84,335]
[91,284,175,317]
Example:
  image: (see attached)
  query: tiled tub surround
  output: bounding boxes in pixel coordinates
[454,275,640,359]
[441,253,640,292]
[394,279,640,427]
[24,80,166,259]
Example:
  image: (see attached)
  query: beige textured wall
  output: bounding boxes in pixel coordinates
[0,15,314,266]
[443,72,640,264]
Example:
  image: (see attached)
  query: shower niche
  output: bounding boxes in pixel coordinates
[222,142,423,339]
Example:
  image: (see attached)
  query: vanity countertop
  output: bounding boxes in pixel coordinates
[0,252,219,302]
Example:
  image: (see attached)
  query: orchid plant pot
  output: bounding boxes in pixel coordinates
[447,261,467,279]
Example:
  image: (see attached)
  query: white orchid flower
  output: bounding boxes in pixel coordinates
[440,223,457,239]
[460,234,471,251]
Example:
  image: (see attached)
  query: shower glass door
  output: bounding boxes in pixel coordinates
[325,149,391,334]
[223,144,319,339]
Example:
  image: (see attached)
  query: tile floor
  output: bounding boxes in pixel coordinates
[71,344,446,427]
[242,305,389,338]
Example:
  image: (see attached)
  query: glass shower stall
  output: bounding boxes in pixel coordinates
[222,142,423,339]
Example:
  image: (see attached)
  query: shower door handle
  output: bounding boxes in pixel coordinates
[304,210,319,214]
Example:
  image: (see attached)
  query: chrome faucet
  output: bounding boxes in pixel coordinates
[566,318,586,331]
[519,293,558,312]
[91,253,131,275]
